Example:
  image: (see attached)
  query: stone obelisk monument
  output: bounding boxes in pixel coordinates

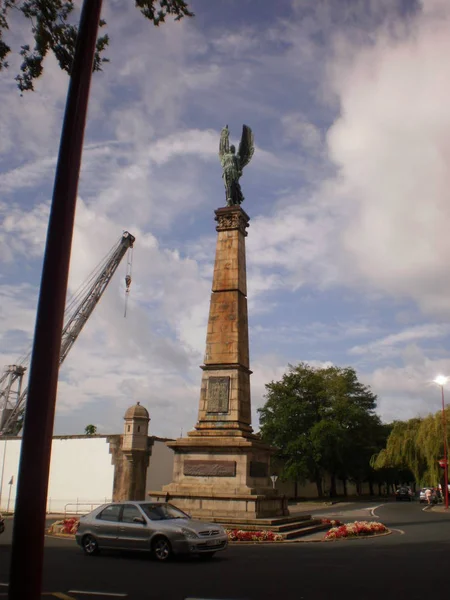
[149,125,288,519]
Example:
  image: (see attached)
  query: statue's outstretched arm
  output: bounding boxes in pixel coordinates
[219,125,230,165]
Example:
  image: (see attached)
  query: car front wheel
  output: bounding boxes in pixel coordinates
[82,535,99,556]
[152,537,172,562]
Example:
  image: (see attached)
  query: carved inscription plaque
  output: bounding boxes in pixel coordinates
[184,460,236,477]
[250,461,269,478]
[207,376,230,413]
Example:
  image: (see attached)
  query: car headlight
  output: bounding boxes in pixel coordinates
[180,528,199,540]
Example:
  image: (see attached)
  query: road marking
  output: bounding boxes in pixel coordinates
[68,592,127,598]
[370,504,384,518]
[422,505,431,511]
[0,584,7,587]
[47,594,77,600]
[390,528,405,535]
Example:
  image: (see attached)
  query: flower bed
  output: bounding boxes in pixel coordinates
[321,518,343,527]
[324,521,387,541]
[226,529,283,542]
[47,518,79,535]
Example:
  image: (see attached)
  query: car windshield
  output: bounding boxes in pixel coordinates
[139,503,189,521]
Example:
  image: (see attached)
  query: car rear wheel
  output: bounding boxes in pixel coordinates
[152,536,172,562]
[82,535,99,556]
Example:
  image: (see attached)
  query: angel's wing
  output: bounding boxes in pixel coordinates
[237,125,254,169]
[219,125,230,162]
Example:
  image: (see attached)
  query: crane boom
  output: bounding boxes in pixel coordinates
[0,231,135,435]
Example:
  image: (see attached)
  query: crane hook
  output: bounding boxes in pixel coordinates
[124,246,133,318]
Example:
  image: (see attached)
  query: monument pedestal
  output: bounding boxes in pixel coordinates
[149,436,288,518]
[149,205,288,520]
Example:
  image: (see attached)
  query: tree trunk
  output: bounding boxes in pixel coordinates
[330,473,337,497]
[315,478,323,498]
[377,482,382,496]
[342,478,348,497]
[294,480,298,499]
[368,479,374,496]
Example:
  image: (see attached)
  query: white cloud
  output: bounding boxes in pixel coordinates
[321,1,450,315]
[350,324,450,356]
[4,1,450,438]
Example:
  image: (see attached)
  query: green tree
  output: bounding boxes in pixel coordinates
[84,424,97,435]
[258,363,383,497]
[372,408,450,490]
[0,0,193,92]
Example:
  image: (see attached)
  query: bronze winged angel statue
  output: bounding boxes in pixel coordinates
[219,124,254,206]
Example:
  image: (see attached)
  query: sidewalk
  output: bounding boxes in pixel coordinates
[288,500,363,515]
[430,504,450,514]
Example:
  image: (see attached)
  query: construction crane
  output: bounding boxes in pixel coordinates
[0,231,135,435]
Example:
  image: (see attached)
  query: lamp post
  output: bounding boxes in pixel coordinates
[434,376,449,510]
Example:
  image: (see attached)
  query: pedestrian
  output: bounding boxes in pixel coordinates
[425,488,432,505]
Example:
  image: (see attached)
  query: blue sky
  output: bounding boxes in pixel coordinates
[2,0,450,437]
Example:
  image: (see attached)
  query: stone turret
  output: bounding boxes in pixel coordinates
[110,402,152,501]
[123,402,150,451]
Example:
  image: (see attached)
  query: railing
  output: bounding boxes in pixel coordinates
[63,499,111,518]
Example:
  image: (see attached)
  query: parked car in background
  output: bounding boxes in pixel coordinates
[76,501,228,561]
[419,487,438,504]
[395,486,413,501]
[0,514,4,535]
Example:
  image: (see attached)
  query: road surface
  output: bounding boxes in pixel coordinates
[0,502,449,599]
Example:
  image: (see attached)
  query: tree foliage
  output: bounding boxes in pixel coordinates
[0,0,194,92]
[84,423,97,435]
[372,408,450,486]
[258,363,386,497]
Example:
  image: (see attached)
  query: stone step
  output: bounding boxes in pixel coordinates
[211,516,327,536]
[283,523,330,540]
[210,514,313,527]
[273,519,319,533]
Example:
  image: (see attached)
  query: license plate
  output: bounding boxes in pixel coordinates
[206,539,217,546]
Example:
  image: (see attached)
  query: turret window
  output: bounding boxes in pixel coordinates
[138,426,141,432]
[128,425,131,432]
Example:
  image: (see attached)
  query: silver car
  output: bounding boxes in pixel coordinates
[75,501,228,561]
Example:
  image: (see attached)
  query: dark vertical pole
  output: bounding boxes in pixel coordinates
[8,1,103,598]
[442,386,449,510]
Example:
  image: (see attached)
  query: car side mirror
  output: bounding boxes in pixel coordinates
[133,517,145,524]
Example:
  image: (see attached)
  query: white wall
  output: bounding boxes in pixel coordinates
[146,439,174,492]
[0,436,114,513]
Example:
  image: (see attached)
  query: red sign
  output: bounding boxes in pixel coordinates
[438,459,448,468]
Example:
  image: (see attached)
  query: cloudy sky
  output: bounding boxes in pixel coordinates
[1,0,450,438]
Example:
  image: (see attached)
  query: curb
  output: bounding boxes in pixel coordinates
[430,506,450,514]
[322,529,392,542]
[45,528,392,545]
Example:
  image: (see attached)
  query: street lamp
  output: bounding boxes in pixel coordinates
[434,376,449,510]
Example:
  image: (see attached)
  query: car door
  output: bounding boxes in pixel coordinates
[93,504,122,548]
[117,504,150,551]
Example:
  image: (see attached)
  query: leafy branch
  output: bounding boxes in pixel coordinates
[0,0,194,92]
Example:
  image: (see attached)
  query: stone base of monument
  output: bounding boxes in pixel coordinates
[147,490,288,520]
[147,436,289,519]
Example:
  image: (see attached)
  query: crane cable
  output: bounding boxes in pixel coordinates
[124,245,134,318]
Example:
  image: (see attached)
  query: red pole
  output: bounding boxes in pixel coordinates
[8,1,103,598]
[442,385,449,510]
